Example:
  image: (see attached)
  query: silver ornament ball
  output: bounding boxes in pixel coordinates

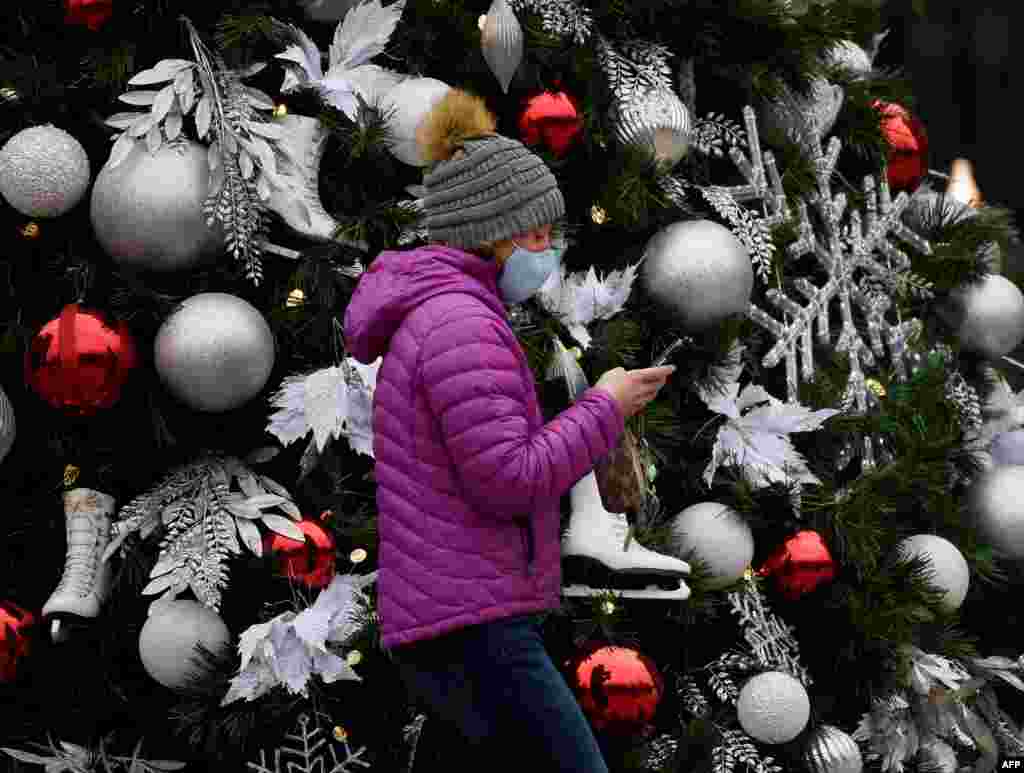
[895,534,970,612]
[90,139,222,272]
[138,600,230,691]
[669,502,754,589]
[760,79,844,147]
[0,385,14,465]
[641,219,753,331]
[991,430,1024,466]
[967,464,1024,560]
[612,88,691,169]
[155,293,276,413]
[381,78,452,166]
[736,671,810,744]
[0,124,91,218]
[803,724,864,773]
[944,274,1024,359]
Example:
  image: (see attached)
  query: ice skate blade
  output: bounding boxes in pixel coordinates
[561,583,691,601]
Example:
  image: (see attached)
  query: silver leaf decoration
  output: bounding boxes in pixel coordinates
[481,0,523,94]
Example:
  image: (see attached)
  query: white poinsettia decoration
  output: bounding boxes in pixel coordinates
[276,0,408,120]
[267,358,380,458]
[223,571,377,705]
[700,371,839,489]
[535,262,640,349]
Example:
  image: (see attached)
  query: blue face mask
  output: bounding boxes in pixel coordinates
[497,241,562,305]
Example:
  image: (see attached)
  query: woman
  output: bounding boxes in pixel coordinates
[344,88,674,771]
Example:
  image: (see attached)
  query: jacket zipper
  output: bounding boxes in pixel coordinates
[515,517,534,578]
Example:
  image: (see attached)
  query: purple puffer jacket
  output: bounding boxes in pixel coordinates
[344,245,624,649]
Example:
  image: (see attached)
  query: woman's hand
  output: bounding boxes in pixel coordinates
[593,365,675,419]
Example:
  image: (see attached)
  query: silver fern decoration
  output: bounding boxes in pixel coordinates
[691,113,748,158]
[507,0,593,45]
[595,36,674,105]
[104,454,305,612]
[104,18,288,284]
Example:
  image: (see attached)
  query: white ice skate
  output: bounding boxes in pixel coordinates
[42,488,116,642]
[561,472,691,601]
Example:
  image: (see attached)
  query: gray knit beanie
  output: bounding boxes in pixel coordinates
[417,90,565,250]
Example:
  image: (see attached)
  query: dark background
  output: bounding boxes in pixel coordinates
[880,1,1024,386]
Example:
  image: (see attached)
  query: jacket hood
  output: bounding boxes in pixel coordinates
[344,246,505,363]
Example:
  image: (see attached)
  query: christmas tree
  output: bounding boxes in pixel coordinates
[2,0,1024,771]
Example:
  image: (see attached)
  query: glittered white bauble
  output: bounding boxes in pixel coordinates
[895,534,970,612]
[138,600,230,691]
[760,79,844,147]
[0,385,14,465]
[991,431,1024,466]
[945,275,1024,359]
[803,724,863,773]
[669,502,754,588]
[641,220,753,332]
[611,88,691,169]
[0,124,90,218]
[154,293,275,413]
[381,77,452,166]
[968,464,1024,560]
[90,139,222,272]
[736,671,810,744]
[827,41,873,78]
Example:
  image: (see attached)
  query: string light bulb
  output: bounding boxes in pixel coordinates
[273,103,289,119]
[946,158,983,208]
[350,548,367,564]
[286,288,305,308]
[591,204,608,224]
[478,14,488,31]
[601,599,616,615]
[346,650,362,666]
[20,221,40,240]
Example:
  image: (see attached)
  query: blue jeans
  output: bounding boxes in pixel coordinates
[390,614,610,773]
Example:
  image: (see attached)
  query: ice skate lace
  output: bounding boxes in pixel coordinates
[54,511,99,597]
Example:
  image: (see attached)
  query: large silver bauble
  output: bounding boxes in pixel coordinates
[759,79,844,147]
[0,124,90,218]
[641,219,753,331]
[895,534,970,612]
[0,385,14,465]
[944,275,1024,359]
[611,88,691,169]
[803,724,864,773]
[669,502,754,589]
[380,77,452,166]
[90,140,222,272]
[967,464,1024,560]
[138,600,230,691]
[736,671,810,744]
[154,293,275,413]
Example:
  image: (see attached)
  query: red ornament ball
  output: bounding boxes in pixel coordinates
[758,530,837,601]
[518,90,584,157]
[263,519,337,589]
[64,0,114,31]
[565,643,664,737]
[874,100,929,193]
[25,303,138,416]
[1,601,37,683]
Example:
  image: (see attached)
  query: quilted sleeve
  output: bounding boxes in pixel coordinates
[420,305,624,521]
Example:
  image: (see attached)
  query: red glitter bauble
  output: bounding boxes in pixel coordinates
[518,90,584,157]
[24,303,138,416]
[0,601,37,683]
[758,530,837,600]
[64,0,114,31]
[564,643,664,737]
[263,519,337,589]
[875,100,929,193]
